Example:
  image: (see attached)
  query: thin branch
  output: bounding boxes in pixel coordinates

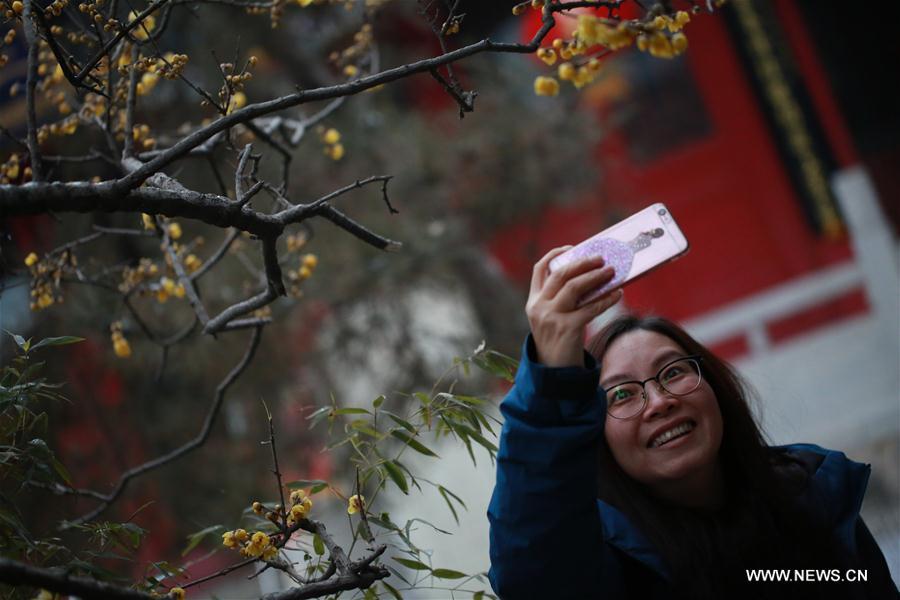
[23,0,44,182]
[315,204,402,252]
[0,558,163,600]
[67,325,263,524]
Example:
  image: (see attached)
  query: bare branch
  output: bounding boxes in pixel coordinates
[23,0,44,182]
[67,325,263,524]
[0,558,162,600]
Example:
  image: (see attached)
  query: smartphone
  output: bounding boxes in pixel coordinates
[548,203,689,304]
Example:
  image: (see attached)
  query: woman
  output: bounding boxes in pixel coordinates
[488,248,897,599]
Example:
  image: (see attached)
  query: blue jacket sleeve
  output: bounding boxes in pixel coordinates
[488,335,608,599]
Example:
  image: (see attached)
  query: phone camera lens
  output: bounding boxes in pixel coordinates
[658,209,667,216]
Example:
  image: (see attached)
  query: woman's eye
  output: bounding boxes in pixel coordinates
[662,365,685,381]
[610,388,633,403]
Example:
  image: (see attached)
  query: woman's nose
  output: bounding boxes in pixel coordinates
[643,381,679,418]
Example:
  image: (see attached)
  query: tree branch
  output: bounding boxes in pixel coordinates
[67,325,263,524]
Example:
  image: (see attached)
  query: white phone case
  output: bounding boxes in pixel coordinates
[548,203,689,304]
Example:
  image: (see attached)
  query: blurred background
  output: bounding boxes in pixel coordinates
[1,0,897,597]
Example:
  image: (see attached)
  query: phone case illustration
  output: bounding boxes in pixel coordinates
[551,228,665,302]
[548,203,689,304]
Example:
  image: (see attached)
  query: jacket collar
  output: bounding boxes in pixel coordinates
[596,499,671,580]
[595,443,871,580]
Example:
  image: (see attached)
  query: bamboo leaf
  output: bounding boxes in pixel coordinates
[382,461,409,495]
[31,336,85,350]
[393,557,430,571]
[432,568,467,579]
[390,430,439,457]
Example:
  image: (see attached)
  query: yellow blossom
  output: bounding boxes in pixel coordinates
[671,33,688,54]
[234,529,249,542]
[322,128,341,144]
[262,545,278,561]
[533,76,559,97]
[325,143,344,161]
[222,531,238,548]
[128,11,156,41]
[252,501,264,515]
[537,47,557,66]
[173,283,186,298]
[142,213,156,230]
[301,254,318,269]
[161,277,176,294]
[24,252,38,267]
[167,222,182,240]
[33,591,55,600]
[227,92,246,115]
[184,254,202,273]
[558,62,575,81]
[297,0,314,6]
[113,337,131,358]
[343,64,358,77]
[290,503,308,521]
[347,494,365,515]
[169,587,185,600]
[298,265,312,279]
[251,531,269,547]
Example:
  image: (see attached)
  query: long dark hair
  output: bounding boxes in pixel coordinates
[587,315,848,599]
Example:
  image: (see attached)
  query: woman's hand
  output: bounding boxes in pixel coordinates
[526,247,623,368]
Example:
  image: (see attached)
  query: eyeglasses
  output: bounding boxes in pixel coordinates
[604,355,703,420]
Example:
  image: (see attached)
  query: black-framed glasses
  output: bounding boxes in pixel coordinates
[604,355,703,420]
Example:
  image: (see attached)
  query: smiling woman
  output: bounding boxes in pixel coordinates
[486,248,898,600]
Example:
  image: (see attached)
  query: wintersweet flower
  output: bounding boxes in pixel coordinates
[24,252,38,267]
[234,529,249,542]
[222,531,238,548]
[169,587,185,600]
[347,494,365,515]
[322,128,341,144]
[533,76,559,97]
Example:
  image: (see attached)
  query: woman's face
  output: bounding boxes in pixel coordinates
[600,329,723,497]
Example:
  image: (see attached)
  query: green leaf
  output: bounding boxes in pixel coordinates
[349,419,380,438]
[414,391,431,406]
[454,424,498,454]
[312,533,325,556]
[373,395,385,408]
[393,557,430,571]
[390,430,438,458]
[382,461,408,495]
[306,406,332,429]
[472,349,518,382]
[356,519,373,543]
[182,525,224,557]
[432,568,467,579]
[438,486,463,525]
[31,336,85,350]
[406,518,451,535]
[6,331,29,352]
[333,407,371,416]
[473,592,485,600]
[286,479,328,490]
[381,581,404,600]
[383,411,415,433]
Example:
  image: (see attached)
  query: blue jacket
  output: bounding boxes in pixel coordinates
[487,336,897,599]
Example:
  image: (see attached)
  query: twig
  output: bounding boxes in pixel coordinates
[0,558,162,600]
[67,325,263,524]
[23,0,44,183]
